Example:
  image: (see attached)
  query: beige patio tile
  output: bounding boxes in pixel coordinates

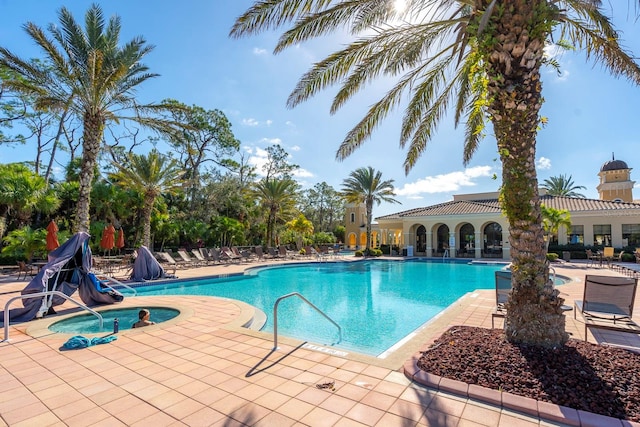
[163,398,206,419]
[2,401,51,425]
[300,406,343,426]
[275,397,315,420]
[318,393,357,416]
[63,407,112,427]
[181,406,226,426]
[344,402,385,425]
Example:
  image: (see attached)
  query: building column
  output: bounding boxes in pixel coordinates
[474,231,482,259]
[426,231,433,257]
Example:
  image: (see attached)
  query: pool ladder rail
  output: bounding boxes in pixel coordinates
[272,292,342,350]
[3,291,104,342]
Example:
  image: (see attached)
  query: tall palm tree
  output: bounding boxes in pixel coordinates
[109,149,184,249]
[341,167,399,254]
[0,4,180,233]
[231,1,640,346]
[541,174,587,198]
[253,178,298,247]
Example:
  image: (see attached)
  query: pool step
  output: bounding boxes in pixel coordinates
[243,308,267,330]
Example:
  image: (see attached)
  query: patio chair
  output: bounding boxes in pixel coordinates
[602,246,614,267]
[254,246,268,261]
[16,260,34,280]
[268,247,281,259]
[190,249,208,266]
[585,249,600,268]
[491,270,512,328]
[574,275,640,340]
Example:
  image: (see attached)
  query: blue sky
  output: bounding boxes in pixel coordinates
[1,1,639,218]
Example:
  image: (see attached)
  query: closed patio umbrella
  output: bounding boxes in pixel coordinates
[46,220,59,251]
[100,222,116,253]
[116,228,125,250]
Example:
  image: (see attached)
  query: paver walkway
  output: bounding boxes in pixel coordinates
[1,258,638,426]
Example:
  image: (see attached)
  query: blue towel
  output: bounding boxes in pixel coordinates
[63,335,118,349]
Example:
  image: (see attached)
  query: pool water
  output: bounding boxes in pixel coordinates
[49,307,179,334]
[133,260,507,356]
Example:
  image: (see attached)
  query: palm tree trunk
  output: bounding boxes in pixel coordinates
[75,113,104,232]
[365,201,373,253]
[486,0,568,347]
[141,192,155,248]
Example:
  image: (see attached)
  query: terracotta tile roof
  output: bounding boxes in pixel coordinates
[376,195,640,220]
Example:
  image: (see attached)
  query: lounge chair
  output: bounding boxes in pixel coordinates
[491,270,512,328]
[254,246,268,261]
[176,250,200,267]
[157,252,189,269]
[221,247,241,263]
[268,247,281,259]
[190,249,208,266]
[574,275,640,340]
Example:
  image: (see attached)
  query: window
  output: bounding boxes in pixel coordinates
[568,225,584,244]
[350,213,355,223]
[593,224,611,246]
[622,224,640,247]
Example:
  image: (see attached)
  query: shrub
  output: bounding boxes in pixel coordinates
[546,253,559,262]
[369,248,382,257]
[354,250,364,257]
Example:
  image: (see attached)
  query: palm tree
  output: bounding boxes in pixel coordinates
[110,149,184,249]
[541,205,572,251]
[232,1,640,347]
[0,4,180,233]
[341,167,399,255]
[253,178,298,247]
[541,174,587,198]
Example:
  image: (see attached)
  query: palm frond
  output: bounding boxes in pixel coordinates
[230,0,333,38]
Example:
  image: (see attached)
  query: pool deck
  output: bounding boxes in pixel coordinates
[1,257,639,426]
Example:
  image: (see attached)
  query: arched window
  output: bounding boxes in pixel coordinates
[350,212,355,223]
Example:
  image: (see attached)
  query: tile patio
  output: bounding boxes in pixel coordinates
[1,257,639,426]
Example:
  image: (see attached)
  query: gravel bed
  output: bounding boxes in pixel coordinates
[416,326,640,422]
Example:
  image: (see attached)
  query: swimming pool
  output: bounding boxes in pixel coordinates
[131,260,508,356]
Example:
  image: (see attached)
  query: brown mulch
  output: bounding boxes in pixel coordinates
[416,326,640,422]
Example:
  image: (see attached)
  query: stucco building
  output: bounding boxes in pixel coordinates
[345,157,640,259]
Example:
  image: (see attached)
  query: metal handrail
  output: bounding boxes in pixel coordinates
[549,266,556,284]
[96,274,137,296]
[3,291,103,342]
[273,292,341,350]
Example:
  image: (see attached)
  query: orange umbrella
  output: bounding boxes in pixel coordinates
[46,220,59,251]
[116,228,125,249]
[100,223,116,251]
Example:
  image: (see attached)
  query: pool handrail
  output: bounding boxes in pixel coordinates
[96,274,137,296]
[273,292,342,350]
[3,291,104,342]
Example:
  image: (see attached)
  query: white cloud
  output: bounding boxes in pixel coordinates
[395,166,493,197]
[536,157,552,170]
[259,137,282,145]
[290,145,301,152]
[285,121,295,127]
[242,118,259,126]
[265,119,273,126]
[292,168,314,178]
[253,47,267,55]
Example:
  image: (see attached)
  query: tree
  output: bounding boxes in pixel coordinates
[110,149,184,248]
[541,174,587,198]
[253,178,299,247]
[541,205,572,251]
[0,163,60,238]
[300,182,344,232]
[0,4,180,232]
[162,100,240,210]
[232,1,640,347]
[341,167,399,254]
[262,145,299,181]
[285,213,314,249]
